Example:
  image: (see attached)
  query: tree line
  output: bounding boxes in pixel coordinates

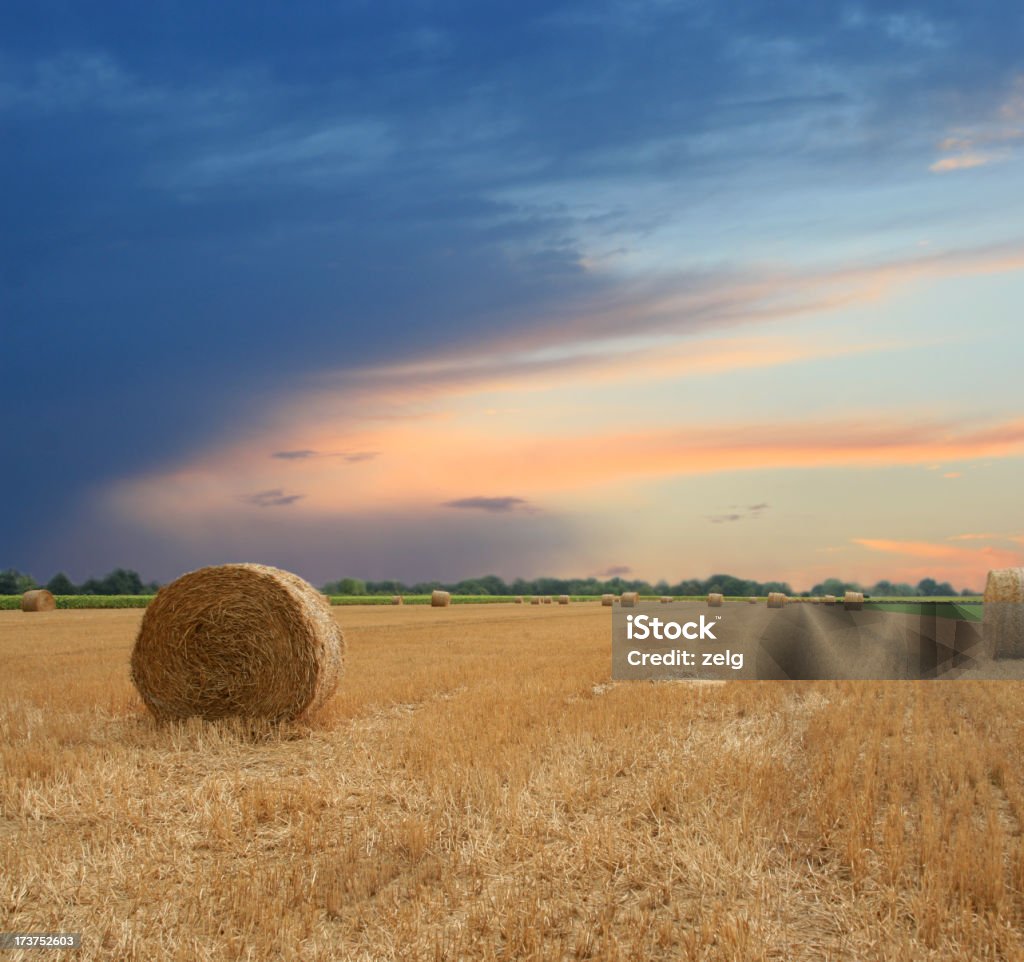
[323,574,977,598]
[0,567,977,597]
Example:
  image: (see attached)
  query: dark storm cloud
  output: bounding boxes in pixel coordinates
[2,0,1021,572]
[441,496,532,513]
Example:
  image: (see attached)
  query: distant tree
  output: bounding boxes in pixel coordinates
[871,580,894,597]
[960,587,977,597]
[323,577,366,595]
[916,578,940,597]
[46,572,77,595]
[0,568,36,593]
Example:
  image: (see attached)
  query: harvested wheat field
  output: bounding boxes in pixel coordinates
[3,605,1024,961]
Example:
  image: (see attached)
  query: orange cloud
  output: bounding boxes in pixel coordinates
[930,153,995,173]
[852,538,1024,587]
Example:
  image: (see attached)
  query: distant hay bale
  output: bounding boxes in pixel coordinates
[984,568,1024,659]
[601,594,614,606]
[747,596,758,604]
[431,590,451,608]
[707,593,724,607]
[558,595,570,605]
[843,591,864,610]
[392,595,403,605]
[514,596,523,604]
[660,596,673,603]
[130,563,343,723]
[21,589,56,612]
[767,592,787,608]
[620,592,639,608]
[823,594,837,605]
[530,597,541,605]
[543,596,553,605]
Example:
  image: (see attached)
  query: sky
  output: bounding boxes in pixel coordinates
[2,1,1023,592]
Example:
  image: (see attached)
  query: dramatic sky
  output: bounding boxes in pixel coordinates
[3,1,1023,591]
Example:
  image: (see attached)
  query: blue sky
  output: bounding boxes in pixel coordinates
[3,2,1023,590]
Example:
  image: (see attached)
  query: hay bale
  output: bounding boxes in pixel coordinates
[601,594,614,606]
[707,593,724,607]
[767,592,787,608]
[843,591,864,611]
[984,568,1024,659]
[747,597,758,604]
[322,594,332,604]
[543,596,553,605]
[823,594,836,605]
[431,590,451,607]
[659,596,673,603]
[392,595,403,605]
[21,589,56,612]
[530,597,541,605]
[514,596,523,604]
[558,595,570,605]
[620,592,639,608]
[130,563,343,723]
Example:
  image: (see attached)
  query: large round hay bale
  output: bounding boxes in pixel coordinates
[620,592,639,608]
[392,595,403,605]
[431,590,451,607]
[984,568,1024,659]
[543,596,553,605]
[747,596,758,604]
[843,591,864,611]
[530,596,540,605]
[514,596,523,604]
[823,594,836,605]
[558,595,570,605]
[707,593,724,607]
[21,589,56,612]
[767,592,787,608]
[601,594,614,606]
[130,563,343,722]
[660,596,673,604]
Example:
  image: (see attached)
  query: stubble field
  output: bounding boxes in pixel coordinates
[2,603,1024,961]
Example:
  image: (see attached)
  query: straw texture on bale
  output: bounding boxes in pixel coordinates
[21,589,56,612]
[558,595,570,605]
[620,592,639,608]
[767,592,787,608]
[983,568,1024,659]
[431,590,451,607]
[601,594,614,606]
[843,591,864,611]
[130,563,343,723]
[707,593,724,607]
[392,595,403,605]
[823,594,837,605]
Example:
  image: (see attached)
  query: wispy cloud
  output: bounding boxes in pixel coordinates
[272,449,317,460]
[441,496,532,513]
[271,449,378,462]
[708,502,770,524]
[239,488,305,508]
[597,564,633,577]
[930,73,1024,174]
